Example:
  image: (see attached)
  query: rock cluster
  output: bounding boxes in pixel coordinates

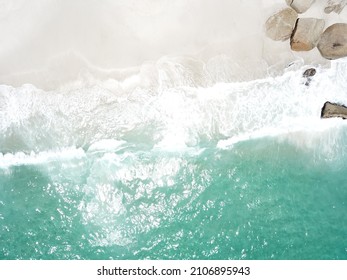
[266,1,347,120]
[265,0,347,60]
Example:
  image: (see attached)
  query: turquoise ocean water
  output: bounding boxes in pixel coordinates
[1,58,347,260]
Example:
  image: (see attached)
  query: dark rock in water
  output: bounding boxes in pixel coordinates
[303,68,316,86]
[317,23,347,60]
[303,68,316,77]
[321,101,347,119]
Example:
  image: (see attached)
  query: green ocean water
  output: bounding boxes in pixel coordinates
[1,136,347,260]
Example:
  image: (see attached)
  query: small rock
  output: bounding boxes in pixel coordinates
[290,18,325,51]
[303,68,316,86]
[265,8,298,41]
[321,102,347,119]
[286,0,315,13]
[317,23,347,60]
[303,68,316,78]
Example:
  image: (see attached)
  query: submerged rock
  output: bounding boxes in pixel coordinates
[265,8,298,41]
[286,0,315,13]
[303,68,316,77]
[321,101,347,119]
[317,23,347,59]
[290,18,325,51]
[303,68,316,86]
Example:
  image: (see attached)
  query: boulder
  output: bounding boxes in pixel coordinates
[290,18,325,51]
[286,0,315,13]
[265,8,298,41]
[321,102,347,119]
[317,23,347,59]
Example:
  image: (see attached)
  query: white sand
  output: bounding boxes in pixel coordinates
[0,0,347,88]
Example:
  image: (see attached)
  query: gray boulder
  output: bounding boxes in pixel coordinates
[265,8,298,41]
[321,102,347,119]
[286,0,315,13]
[290,18,325,51]
[317,23,347,59]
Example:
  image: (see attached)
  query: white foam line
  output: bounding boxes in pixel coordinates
[0,147,86,168]
[217,118,347,149]
[87,139,127,153]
